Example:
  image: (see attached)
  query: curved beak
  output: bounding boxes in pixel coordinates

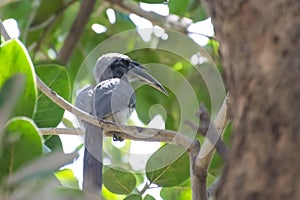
[128,62,168,95]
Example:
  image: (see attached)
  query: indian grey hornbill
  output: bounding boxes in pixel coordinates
[75,53,167,194]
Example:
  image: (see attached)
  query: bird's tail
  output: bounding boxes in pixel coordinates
[82,124,103,195]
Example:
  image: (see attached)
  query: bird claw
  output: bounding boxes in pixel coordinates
[113,133,124,142]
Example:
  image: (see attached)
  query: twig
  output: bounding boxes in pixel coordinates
[139,182,151,195]
[185,104,229,161]
[0,19,11,40]
[30,0,78,31]
[57,0,96,64]
[29,0,78,56]
[40,128,83,135]
[106,0,192,33]
[189,96,228,200]
[196,97,228,165]
[207,176,221,199]
[39,126,195,151]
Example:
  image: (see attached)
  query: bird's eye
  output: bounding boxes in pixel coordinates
[121,59,130,66]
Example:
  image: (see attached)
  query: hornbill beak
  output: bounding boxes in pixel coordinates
[128,62,168,95]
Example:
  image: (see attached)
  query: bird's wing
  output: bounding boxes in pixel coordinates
[75,85,94,116]
[93,78,136,120]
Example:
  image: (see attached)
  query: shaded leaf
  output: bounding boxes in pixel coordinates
[0,39,37,117]
[0,2,33,35]
[188,0,207,22]
[31,0,64,26]
[44,135,63,151]
[112,11,136,33]
[133,0,166,3]
[26,0,65,51]
[7,151,78,185]
[0,117,43,182]
[103,167,137,195]
[207,173,216,186]
[144,194,155,200]
[124,194,142,200]
[169,0,191,16]
[146,144,189,187]
[0,75,25,135]
[34,64,71,127]
[168,0,207,21]
[6,176,84,200]
[160,185,192,200]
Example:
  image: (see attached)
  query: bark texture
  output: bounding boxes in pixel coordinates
[203,0,300,199]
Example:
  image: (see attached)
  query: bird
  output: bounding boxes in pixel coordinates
[75,53,167,195]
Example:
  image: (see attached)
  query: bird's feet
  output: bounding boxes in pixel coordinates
[113,133,124,142]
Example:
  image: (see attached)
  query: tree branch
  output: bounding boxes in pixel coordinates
[36,76,196,151]
[185,104,230,161]
[57,0,96,64]
[189,96,228,200]
[105,0,192,34]
[40,128,83,135]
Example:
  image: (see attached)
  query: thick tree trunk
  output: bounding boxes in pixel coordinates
[203,0,300,199]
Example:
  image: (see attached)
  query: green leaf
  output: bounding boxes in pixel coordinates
[0,2,33,35]
[146,144,189,187]
[34,64,71,127]
[113,11,136,33]
[25,0,65,49]
[124,194,142,200]
[188,3,207,22]
[207,173,216,186]
[55,168,79,188]
[32,0,64,26]
[0,117,43,182]
[0,39,37,117]
[61,117,75,128]
[168,0,207,21]
[160,185,192,200]
[103,167,137,195]
[44,135,63,151]
[144,194,156,200]
[168,0,191,16]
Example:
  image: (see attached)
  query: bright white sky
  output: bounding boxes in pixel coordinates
[3,2,214,199]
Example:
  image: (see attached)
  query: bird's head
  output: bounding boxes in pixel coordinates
[94,53,167,95]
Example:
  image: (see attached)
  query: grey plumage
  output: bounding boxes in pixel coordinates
[75,86,103,192]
